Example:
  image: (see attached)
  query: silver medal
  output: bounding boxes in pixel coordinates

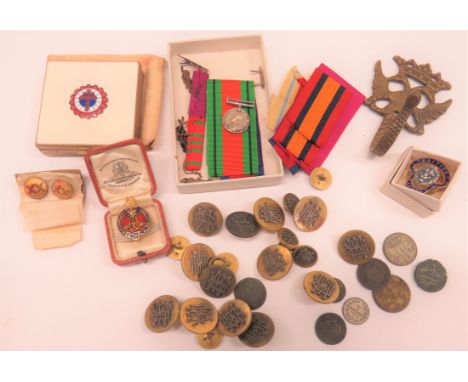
[223,97,255,134]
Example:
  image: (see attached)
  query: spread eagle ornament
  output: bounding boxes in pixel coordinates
[365,56,452,156]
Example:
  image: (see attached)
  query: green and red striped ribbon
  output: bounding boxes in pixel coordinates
[206,79,259,177]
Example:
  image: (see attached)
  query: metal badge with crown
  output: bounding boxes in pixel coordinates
[365,56,452,156]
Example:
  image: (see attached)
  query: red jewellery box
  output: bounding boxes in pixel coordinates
[84,139,171,265]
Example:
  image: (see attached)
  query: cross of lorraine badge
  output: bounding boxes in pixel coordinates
[69,84,108,119]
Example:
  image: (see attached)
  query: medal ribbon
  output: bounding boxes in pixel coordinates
[270,65,363,174]
[206,79,260,178]
[184,69,209,171]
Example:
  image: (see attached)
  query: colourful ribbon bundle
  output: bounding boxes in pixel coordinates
[206,79,263,178]
[266,66,305,131]
[184,69,209,172]
[270,64,365,174]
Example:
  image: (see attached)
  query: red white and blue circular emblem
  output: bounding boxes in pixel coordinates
[69,84,108,119]
[117,207,151,240]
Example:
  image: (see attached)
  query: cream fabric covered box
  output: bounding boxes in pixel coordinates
[36,57,166,155]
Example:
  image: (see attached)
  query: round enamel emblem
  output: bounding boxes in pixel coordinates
[406,157,450,194]
[117,207,151,240]
[69,84,108,118]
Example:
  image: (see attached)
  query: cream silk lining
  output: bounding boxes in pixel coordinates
[89,143,167,261]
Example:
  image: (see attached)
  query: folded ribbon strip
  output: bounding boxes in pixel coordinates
[206,80,262,178]
[266,66,306,131]
[184,69,209,172]
[270,64,365,174]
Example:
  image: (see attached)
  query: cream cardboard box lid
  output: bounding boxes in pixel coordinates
[37,61,142,148]
[381,146,461,217]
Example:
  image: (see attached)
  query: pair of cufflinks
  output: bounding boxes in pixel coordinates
[23,177,74,200]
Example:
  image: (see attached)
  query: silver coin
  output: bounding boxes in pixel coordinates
[223,108,250,134]
[383,232,417,266]
[342,298,369,325]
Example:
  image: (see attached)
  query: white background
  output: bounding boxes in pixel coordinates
[0,30,466,350]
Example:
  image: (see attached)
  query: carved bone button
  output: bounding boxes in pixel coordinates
[168,235,191,261]
[292,245,318,268]
[333,278,347,304]
[282,193,299,215]
[309,167,332,190]
[234,277,267,310]
[199,265,236,298]
[253,197,285,232]
[225,211,260,238]
[214,252,239,273]
[188,202,223,237]
[257,245,292,281]
[303,271,340,304]
[338,230,375,265]
[293,196,327,232]
[180,297,218,334]
[217,299,252,337]
[144,295,180,333]
[238,312,275,348]
[181,243,215,281]
[277,227,299,250]
[197,328,224,350]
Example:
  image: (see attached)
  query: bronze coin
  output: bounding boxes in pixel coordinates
[234,277,267,310]
[373,275,411,313]
[304,271,340,304]
[225,211,260,238]
[334,278,347,303]
[315,313,346,345]
[144,295,180,333]
[23,176,48,199]
[257,245,293,281]
[197,328,224,349]
[253,197,285,232]
[282,193,299,215]
[357,258,391,290]
[188,202,223,237]
[217,299,252,337]
[212,252,239,273]
[414,259,447,292]
[199,265,236,298]
[292,245,318,268]
[168,235,190,261]
[309,167,332,190]
[277,227,299,249]
[238,312,275,348]
[51,178,74,200]
[338,230,375,265]
[293,196,327,232]
[181,243,215,281]
[180,297,218,334]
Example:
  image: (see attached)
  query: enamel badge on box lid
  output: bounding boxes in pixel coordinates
[84,139,171,265]
[37,61,143,155]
